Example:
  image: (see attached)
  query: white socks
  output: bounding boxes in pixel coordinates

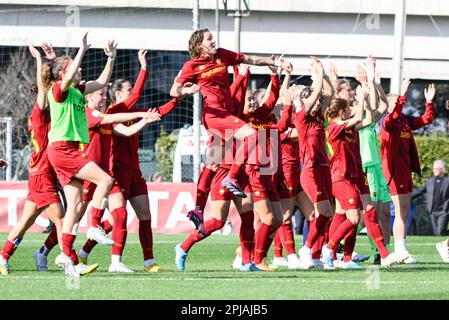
[111,255,121,265]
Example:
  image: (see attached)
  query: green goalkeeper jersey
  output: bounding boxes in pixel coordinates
[358,122,381,168]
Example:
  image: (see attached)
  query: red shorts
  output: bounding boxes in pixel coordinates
[47,141,91,187]
[246,166,280,203]
[388,175,413,196]
[332,179,362,211]
[203,111,246,140]
[83,180,122,202]
[300,165,332,203]
[273,170,292,200]
[110,168,148,200]
[283,163,302,197]
[27,171,61,209]
[358,171,371,195]
[210,166,251,201]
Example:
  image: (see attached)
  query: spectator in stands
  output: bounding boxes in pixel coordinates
[412,159,449,236]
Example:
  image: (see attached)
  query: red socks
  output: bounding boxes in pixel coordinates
[44,227,59,251]
[62,233,77,263]
[239,212,255,265]
[254,223,277,265]
[196,167,216,212]
[305,215,330,249]
[343,224,358,262]
[111,207,128,256]
[181,218,226,252]
[273,232,283,258]
[364,207,390,259]
[1,240,16,261]
[279,222,296,255]
[139,220,154,261]
[91,207,105,228]
[327,219,355,251]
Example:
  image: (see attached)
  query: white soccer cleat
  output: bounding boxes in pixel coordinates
[298,246,313,268]
[0,258,10,276]
[75,263,98,276]
[55,253,66,268]
[436,241,449,263]
[340,260,363,269]
[287,254,310,270]
[87,226,114,246]
[272,257,289,267]
[397,251,417,264]
[321,246,335,269]
[108,262,134,273]
[58,254,80,278]
[33,248,48,272]
[232,255,243,269]
[311,259,324,269]
[380,253,398,268]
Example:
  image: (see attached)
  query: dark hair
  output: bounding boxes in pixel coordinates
[108,79,131,102]
[41,56,71,90]
[253,88,267,105]
[324,98,348,119]
[188,29,210,58]
[300,86,313,100]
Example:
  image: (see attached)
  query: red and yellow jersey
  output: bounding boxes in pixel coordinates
[28,101,52,176]
[326,120,358,182]
[295,108,329,169]
[176,48,245,114]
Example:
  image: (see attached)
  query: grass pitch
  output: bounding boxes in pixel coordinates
[1,232,448,300]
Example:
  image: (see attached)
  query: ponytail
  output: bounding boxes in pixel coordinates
[324,98,347,120]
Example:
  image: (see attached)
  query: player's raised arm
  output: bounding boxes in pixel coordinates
[85,39,117,94]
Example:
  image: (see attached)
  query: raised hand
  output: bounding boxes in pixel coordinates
[41,43,56,60]
[309,56,323,75]
[356,64,368,85]
[145,108,162,123]
[424,83,436,103]
[355,85,368,102]
[28,45,41,59]
[104,40,118,59]
[374,70,381,85]
[400,77,411,97]
[362,57,375,83]
[280,57,293,73]
[81,31,91,52]
[138,48,148,69]
[328,62,338,81]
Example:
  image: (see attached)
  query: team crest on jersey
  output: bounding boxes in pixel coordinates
[199,65,205,70]
[316,191,322,196]
[216,58,222,65]
[219,189,225,195]
[255,191,261,197]
[349,198,354,204]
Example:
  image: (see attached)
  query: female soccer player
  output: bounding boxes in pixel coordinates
[43,32,117,277]
[0,45,67,275]
[294,57,334,269]
[170,28,292,198]
[380,78,436,263]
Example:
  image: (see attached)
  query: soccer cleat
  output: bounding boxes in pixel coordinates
[144,263,162,273]
[59,254,80,278]
[0,258,9,276]
[255,260,275,272]
[373,253,381,265]
[340,260,363,270]
[351,252,370,263]
[380,253,398,268]
[321,246,334,269]
[55,253,65,268]
[78,255,88,265]
[311,259,324,269]
[109,262,134,273]
[298,246,313,268]
[240,262,262,272]
[272,257,289,267]
[232,255,243,269]
[87,226,114,246]
[75,263,98,276]
[187,209,206,236]
[436,241,449,263]
[175,243,188,271]
[394,251,410,264]
[221,176,247,198]
[33,248,48,272]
